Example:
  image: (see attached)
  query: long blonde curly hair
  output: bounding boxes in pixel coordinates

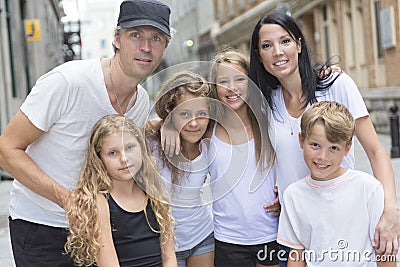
[64,114,174,266]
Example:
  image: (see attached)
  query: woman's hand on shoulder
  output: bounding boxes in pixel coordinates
[318,64,344,79]
[330,64,344,73]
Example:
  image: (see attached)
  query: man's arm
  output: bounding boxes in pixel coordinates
[0,110,69,208]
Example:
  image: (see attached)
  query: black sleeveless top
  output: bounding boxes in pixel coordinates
[108,195,162,267]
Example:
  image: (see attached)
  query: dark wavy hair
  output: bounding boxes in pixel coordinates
[249,12,340,111]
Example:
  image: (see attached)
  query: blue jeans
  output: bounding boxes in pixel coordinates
[175,232,214,267]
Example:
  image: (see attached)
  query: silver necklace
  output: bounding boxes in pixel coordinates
[287,115,300,135]
[108,59,137,115]
[282,90,303,135]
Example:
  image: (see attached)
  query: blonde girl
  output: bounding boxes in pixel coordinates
[147,71,216,267]
[65,114,176,267]
[160,51,280,266]
[207,48,279,267]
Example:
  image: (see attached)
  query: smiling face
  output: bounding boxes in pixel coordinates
[171,93,210,145]
[299,123,351,181]
[215,63,249,112]
[114,26,167,80]
[100,131,143,181]
[258,23,301,81]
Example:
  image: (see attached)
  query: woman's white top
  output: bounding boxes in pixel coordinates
[271,72,369,198]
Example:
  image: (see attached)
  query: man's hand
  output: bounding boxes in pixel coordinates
[64,191,88,235]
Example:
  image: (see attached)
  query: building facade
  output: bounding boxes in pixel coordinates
[161,0,400,133]
[3,1,396,133]
[79,0,123,60]
[214,0,399,88]
[0,0,64,133]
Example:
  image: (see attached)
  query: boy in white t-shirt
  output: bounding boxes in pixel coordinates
[277,101,396,267]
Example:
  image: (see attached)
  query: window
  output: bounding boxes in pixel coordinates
[227,0,234,16]
[100,39,106,49]
[322,5,330,59]
[374,0,384,58]
[217,0,225,21]
[238,0,246,10]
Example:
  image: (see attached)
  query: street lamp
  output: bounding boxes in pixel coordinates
[184,39,194,55]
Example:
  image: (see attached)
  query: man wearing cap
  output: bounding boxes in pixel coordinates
[0,0,172,266]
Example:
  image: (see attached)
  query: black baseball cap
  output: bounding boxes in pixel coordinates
[117,0,171,37]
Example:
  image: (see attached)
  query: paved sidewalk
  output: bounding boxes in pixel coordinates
[0,134,399,266]
[0,179,13,267]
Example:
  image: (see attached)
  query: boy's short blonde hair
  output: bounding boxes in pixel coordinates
[300,101,355,145]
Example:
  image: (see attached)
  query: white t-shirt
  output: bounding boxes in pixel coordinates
[10,58,150,227]
[152,140,213,252]
[277,169,384,266]
[271,72,369,197]
[208,125,278,245]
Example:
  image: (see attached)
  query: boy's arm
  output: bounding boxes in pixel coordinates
[96,195,120,267]
[161,237,177,267]
[287,248,306,267]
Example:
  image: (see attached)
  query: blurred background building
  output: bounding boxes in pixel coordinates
[0,0,65,133]
[1,0,400,134]
[78,0,123,59]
